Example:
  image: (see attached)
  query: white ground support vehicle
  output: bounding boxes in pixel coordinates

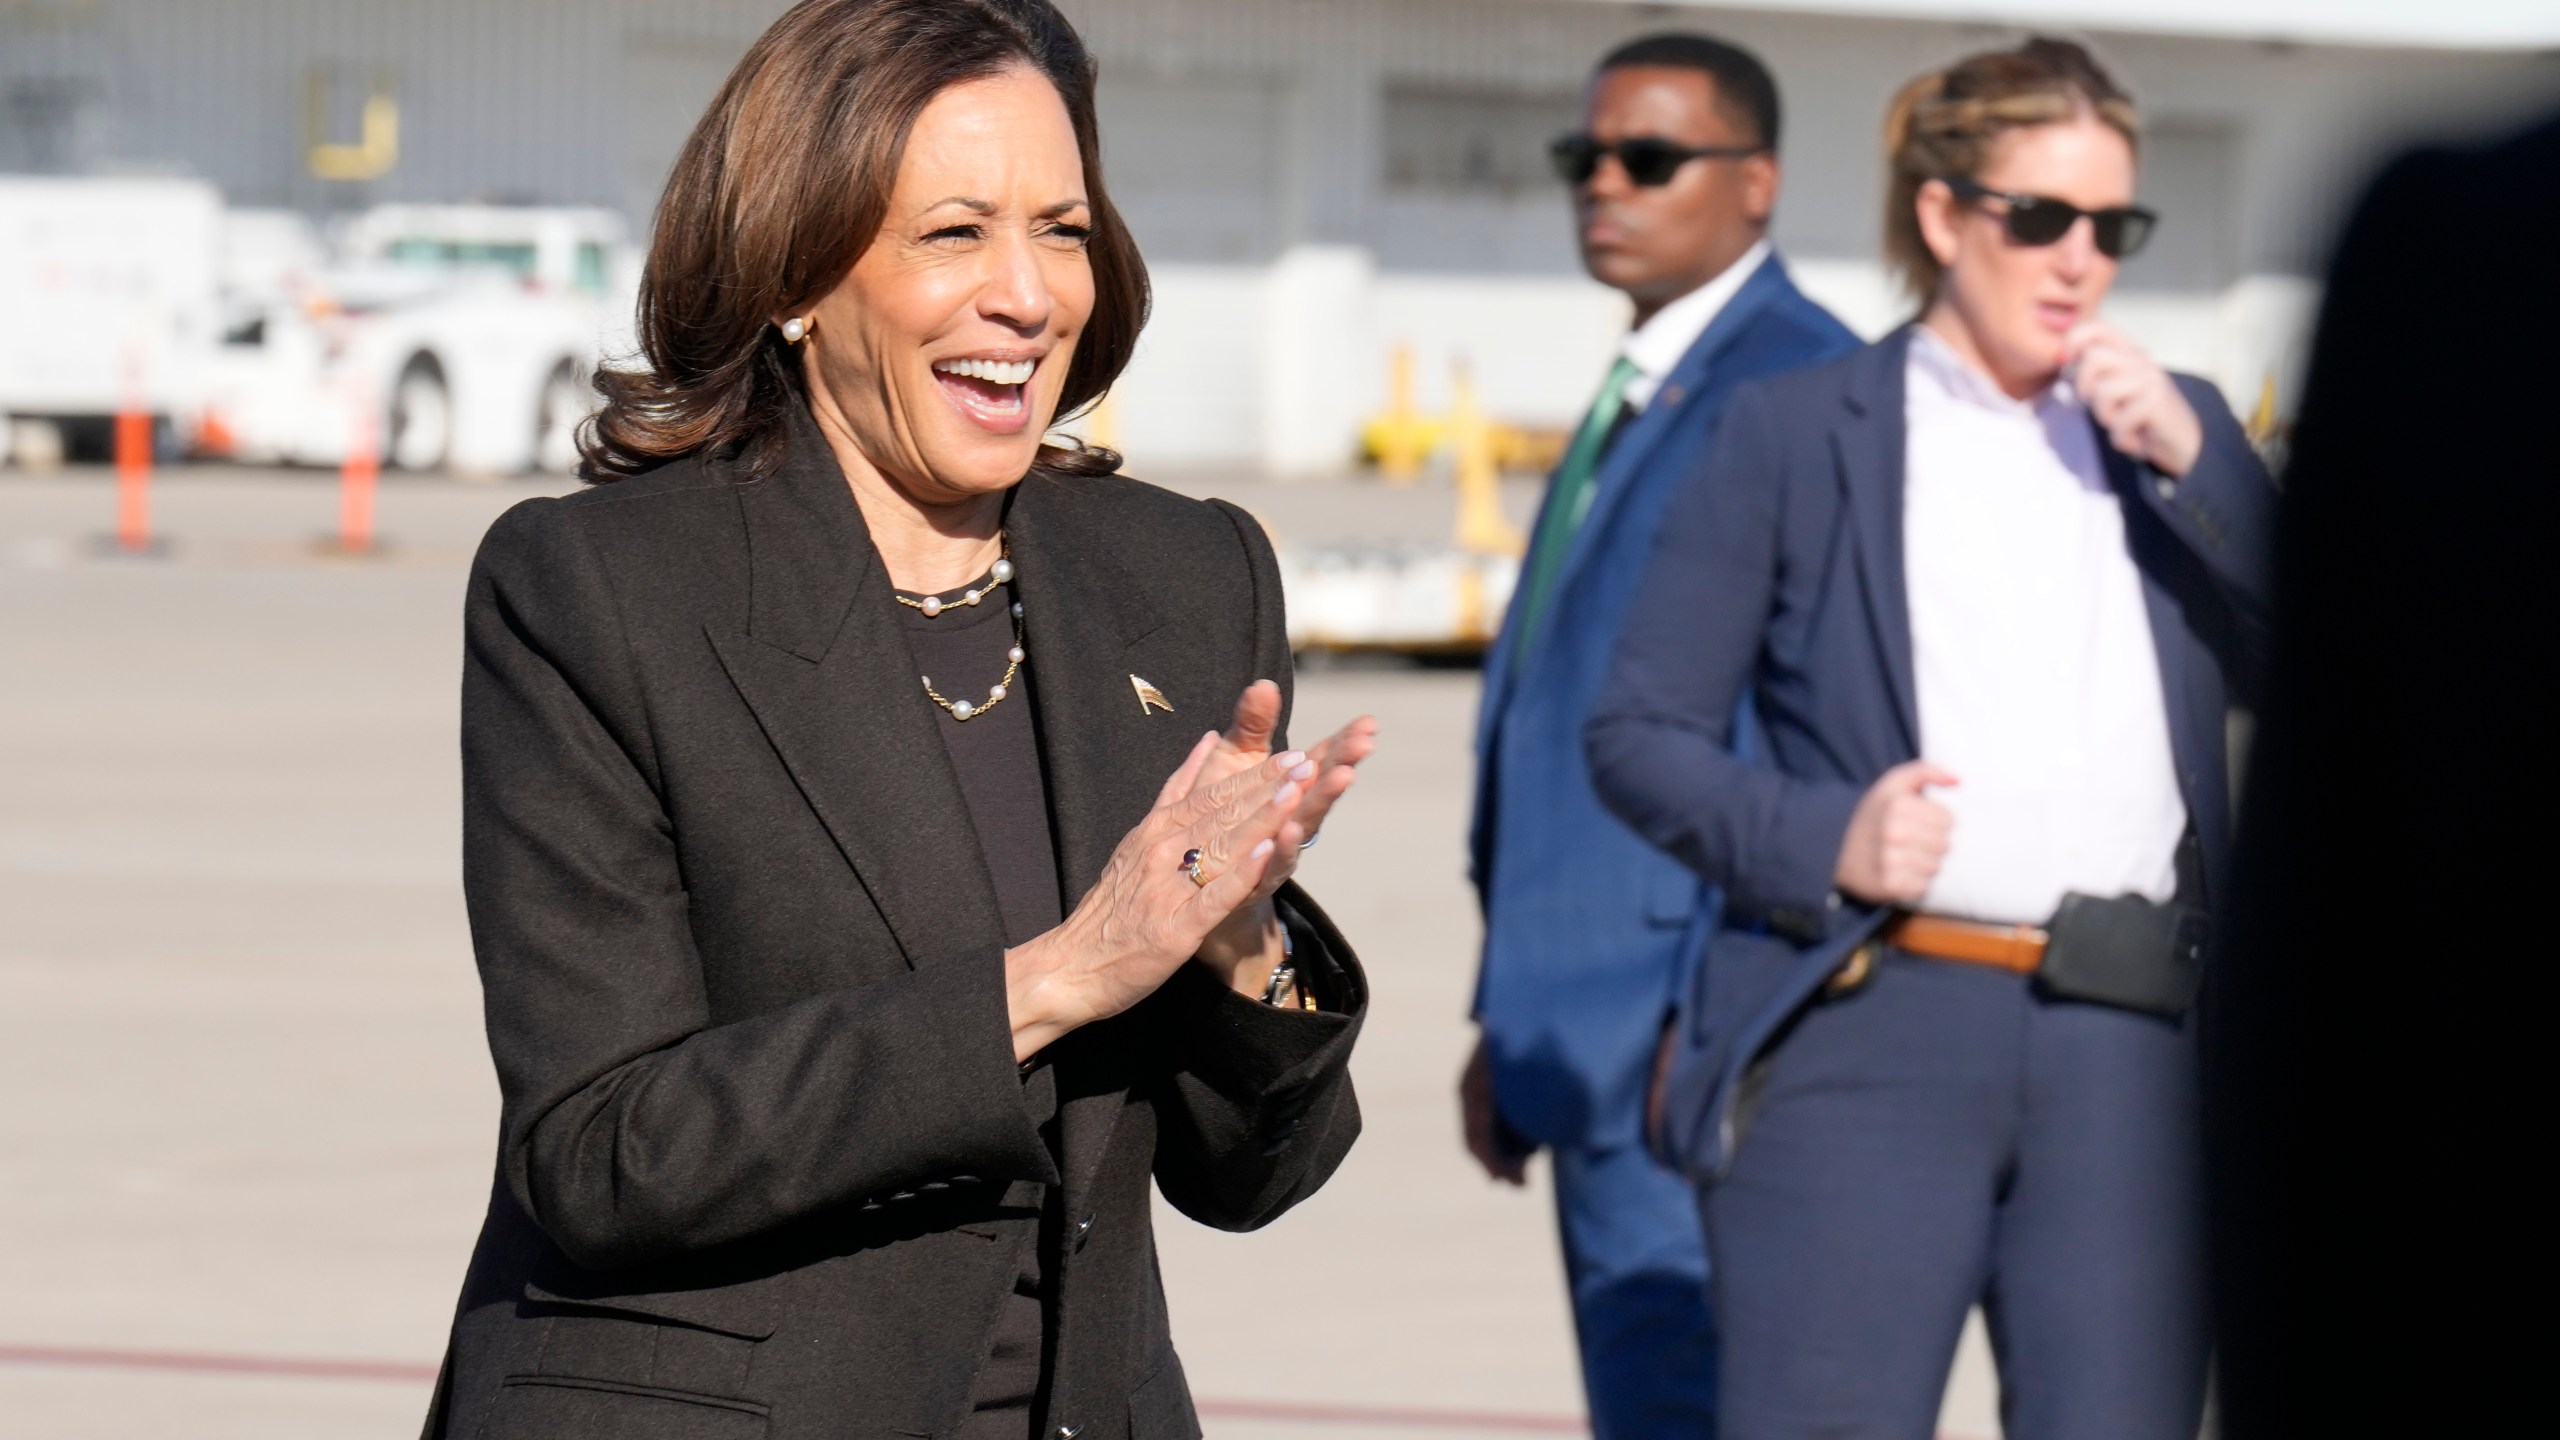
[1278,388,1527,657]
[1280,543,1520,656]
[205,204,636,474]
[0,176,222,466]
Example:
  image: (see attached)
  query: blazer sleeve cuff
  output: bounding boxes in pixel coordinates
[1162,885,1366,1100]
[1745,777,1864,933]
[844,957,1064,1189]
[2142,377,2273,560]
[2141,449,2235,552]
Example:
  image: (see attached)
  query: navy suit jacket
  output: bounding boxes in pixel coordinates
[1469,257,1857,1150]
[1586,327,2276,1177]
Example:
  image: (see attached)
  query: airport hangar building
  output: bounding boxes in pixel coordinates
[5,0,2553,473]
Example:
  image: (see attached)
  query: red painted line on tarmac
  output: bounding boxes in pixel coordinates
[0,1343,438,1383]
[0,1341,1586,1430]
[1197,1394,1587,1430]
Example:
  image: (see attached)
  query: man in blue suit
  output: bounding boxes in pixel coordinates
[1459,32,1856,1440]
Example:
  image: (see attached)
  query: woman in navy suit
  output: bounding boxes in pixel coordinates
[1589,38,2275,1440]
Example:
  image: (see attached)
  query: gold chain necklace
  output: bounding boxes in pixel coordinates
[918,606,1026,722]
[896,548,1014,617]
[905,543,1026,723]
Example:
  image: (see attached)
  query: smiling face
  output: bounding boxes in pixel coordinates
[795,65,1095,506]
[1572,65,1776,324]
[1917,114,2135,394]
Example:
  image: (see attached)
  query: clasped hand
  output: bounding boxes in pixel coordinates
[1835,760,1958,906]
[1004,681,1377,1060]
[2065,321,2203,478]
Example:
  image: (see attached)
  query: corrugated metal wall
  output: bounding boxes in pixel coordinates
[5,0,2552,276]
[1059,0,2559,277]
[0,0,790,216]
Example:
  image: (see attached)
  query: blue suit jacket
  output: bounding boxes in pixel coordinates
[1469,257,1858,1150]
[1585,327,2277,1177]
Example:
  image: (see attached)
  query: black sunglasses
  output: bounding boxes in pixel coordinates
[1549,133,1764,187]
[1943,176,2158,259]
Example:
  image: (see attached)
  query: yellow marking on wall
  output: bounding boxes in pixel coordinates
[306,67,399,182]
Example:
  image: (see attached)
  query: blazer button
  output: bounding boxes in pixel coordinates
[1073,1214,1096,1249]
[1055,1425,1083,1439]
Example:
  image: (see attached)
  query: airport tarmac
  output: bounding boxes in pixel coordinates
[0,466,2000,1438]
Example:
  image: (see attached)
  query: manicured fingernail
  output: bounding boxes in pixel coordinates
[1274,781,1301,807]
[1289,759,1315,781]
[1251,839,1275,859]
[1276,750,1305,769]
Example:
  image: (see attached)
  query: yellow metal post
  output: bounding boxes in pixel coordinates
[1449,360,1525,558]
[1361,342,1440,485]
[2245,370,2280,445]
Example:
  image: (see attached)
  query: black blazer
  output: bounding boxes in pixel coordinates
[425,415,1366,1440]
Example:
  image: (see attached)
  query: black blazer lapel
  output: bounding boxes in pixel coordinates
[1006,476,1175,901]
[705,432,1011,979]
[1833,330,1921,756]
[1006,475,1179,1196]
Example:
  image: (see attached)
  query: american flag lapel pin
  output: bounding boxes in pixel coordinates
[1129,675,1173,715]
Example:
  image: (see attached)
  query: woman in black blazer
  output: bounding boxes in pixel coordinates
[423,4,1375,1438]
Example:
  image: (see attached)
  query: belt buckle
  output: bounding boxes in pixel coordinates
[1824,939,1880,997]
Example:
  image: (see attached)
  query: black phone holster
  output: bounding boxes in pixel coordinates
[2034,832,2209,1020]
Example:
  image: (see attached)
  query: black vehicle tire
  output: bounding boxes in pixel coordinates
[388,354,452,472]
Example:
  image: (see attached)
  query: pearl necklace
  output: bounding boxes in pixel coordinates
[898,553,1014,616]
[904,549,1026,723]
[918,604,1026,722]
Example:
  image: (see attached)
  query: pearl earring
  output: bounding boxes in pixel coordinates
[781,316,810,344]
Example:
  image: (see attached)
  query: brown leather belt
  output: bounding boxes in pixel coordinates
[1881,912,2049,974]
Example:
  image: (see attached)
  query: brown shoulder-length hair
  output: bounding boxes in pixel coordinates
[1882,36,2140,302]
[582,0,1148,483]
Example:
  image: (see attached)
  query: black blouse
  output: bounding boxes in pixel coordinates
[895,567,1060,1440]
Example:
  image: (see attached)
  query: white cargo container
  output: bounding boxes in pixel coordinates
[0,176,221,458]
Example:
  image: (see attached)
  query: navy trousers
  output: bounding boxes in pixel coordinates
[1703,952,2207,1440]
[1553,1141,1719,1440]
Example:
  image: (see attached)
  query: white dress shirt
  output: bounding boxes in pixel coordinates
[1901,326,2187,926]
[1619,240,1771,414]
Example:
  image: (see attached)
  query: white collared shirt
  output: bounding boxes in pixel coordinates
[1901,326,2187,925]
[1619,240,1771,414]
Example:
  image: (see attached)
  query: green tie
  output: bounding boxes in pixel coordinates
[1512,356,1639,663]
